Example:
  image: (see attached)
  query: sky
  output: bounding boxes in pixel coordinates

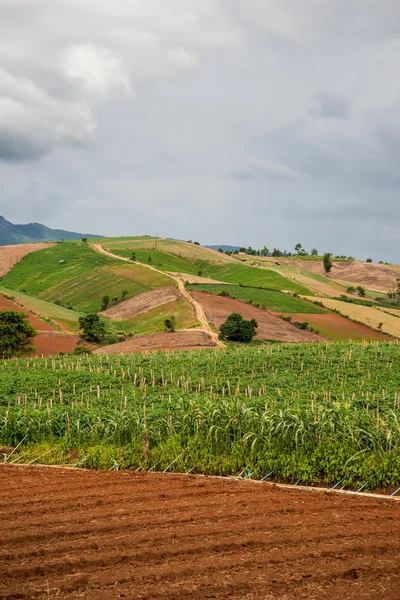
[1,1,400,261]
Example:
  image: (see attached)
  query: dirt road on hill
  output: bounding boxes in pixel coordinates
[93,244,224,347]
[1,465,400,600]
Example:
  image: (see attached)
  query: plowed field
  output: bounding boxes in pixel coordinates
[93,330,215,354]
[1,465,399,600]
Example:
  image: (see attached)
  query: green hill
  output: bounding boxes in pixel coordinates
[2,242,171,313]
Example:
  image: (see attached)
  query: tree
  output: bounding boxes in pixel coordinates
[0,310,37,358]
[356,286,366,297]
[121,290,128,301]
[260,246,270,257]
[148,255,152,264]
[101,295,110,310]
[219,313,258,343]
[218,248,224,253]
[130,251,136,261]
[311,248,318,256]
[295,243,307,256]
[164,316,176,332]
[323,253,333,274]
[79,313,106,342]
[272,248,283,257]
[81,237,87,243]
[366,258,372,263]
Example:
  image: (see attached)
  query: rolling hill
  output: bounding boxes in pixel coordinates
[0,215,99,245]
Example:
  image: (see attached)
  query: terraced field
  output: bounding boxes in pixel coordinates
[1,465,399,600]
[2,242,171,313]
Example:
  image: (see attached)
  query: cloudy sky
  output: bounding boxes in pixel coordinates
[1,1,399,260]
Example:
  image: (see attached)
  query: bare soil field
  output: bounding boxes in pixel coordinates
[283,313,395,342]
[94,330,215,354]
[265,258,399,293]
[0,243,52,278]
[170,273,229,285]
[32,332,83,357]
[1,465,399,600]
[192,291,325,342]
[0,294,52,331]
[306,297,400,339]
[100,286,179,320]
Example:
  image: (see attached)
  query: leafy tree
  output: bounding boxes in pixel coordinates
[121,290,128,301]
[366,258,372,263]
[79,313,106,342]
[164,316,176,332]
[346,286,356,294]
[194,241,200,245]
[239,247,246,253]
[219,313,258,343]
[311,248,318,256]
[233,249,239,255]
[148,255,152,264]
[272,248,283,257]
[218,248,224,253]
[0,310,37,358]
[101,295,110,310]
[112,296,118,304]
[295,243,303,254]
[81,237,87,243]
[130,251,136,261]
[260,246,270,256]
[323,253,333,274]
[198,270,202,277]
[356,286,366,297]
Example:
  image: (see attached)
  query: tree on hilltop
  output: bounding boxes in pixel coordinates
[323,253,333,274]
[0,310,37,358]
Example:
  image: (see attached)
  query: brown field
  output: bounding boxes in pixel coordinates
[94,330,215,354]
[305,297,400,338]
[192,291,325,342]
[1,465,400,600]
[0,242,52,277]
[100,286,179,320]
[263,257,399,293]
[282,313,395,342]
[170,273,229,285]
[0,294,52,331]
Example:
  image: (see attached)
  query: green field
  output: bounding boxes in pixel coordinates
[2,242,171,313]
[188,284,326,313]
[195,262,311,294]
[108,247,200,276]
[2,343,400,489]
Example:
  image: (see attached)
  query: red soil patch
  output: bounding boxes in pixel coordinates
[31,332,83,357]
[192,291,325,342]
[0,293,53,331]
[0,242,52,277]
[282,313,395,342]
[94,330,215,354]
[1,465,399,600]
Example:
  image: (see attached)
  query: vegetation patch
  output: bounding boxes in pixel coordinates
[189,284,325,313]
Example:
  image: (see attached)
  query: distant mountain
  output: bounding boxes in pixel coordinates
[0,216,100,246]
[206,245,241,253]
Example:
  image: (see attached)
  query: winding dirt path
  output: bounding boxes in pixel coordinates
[92,244,224,348]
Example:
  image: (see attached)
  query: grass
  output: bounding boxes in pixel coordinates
[109,298,197,334]
[195,262,311,294]
[189,284,326,313]
[2,242,171,313]
[0,285,83,332]
[108,248,200,276]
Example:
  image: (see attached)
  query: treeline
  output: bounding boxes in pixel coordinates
[218,242,353,260]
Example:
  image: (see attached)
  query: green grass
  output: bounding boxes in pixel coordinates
[2,242,172,313]
[189,284,326,313]
[195,262,311,294]
[108,248,200,276]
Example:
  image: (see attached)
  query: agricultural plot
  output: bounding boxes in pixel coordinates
[188,284,325,313]
[2,466,400,600]
[106,247,201,276]
[2,242,171,313]
[110,297,197,335]
[307,297,400,338]
[2,343,400,489]
[283,313,395,342]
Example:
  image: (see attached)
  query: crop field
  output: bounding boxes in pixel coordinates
[188,284,326,313]
[307,297,400,338]
[2,466,400,600]
[99,236,232,264]
[2,343,400,490]
[107,247,201,275]
[2,242,171,312]
[110,298,197,335]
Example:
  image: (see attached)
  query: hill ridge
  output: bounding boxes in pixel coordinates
[0,215,100,246]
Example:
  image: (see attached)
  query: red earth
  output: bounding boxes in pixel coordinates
[1,465,399,600]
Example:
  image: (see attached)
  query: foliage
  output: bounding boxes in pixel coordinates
[323,253,333,274]
[164,316,176,332]
[79,313,106,342]
[0,310,37,358]
[1,343,400,487]
[101,295,110,310]
[219,313,258,342]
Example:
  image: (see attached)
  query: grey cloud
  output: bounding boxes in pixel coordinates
[230,159,311,183]
[309,93,351,119]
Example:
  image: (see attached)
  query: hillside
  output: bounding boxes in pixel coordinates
[0,215,99,246]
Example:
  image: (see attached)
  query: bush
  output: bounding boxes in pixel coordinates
[219,313,258,343]
[164,316,176,332]
[0,310,37,358]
